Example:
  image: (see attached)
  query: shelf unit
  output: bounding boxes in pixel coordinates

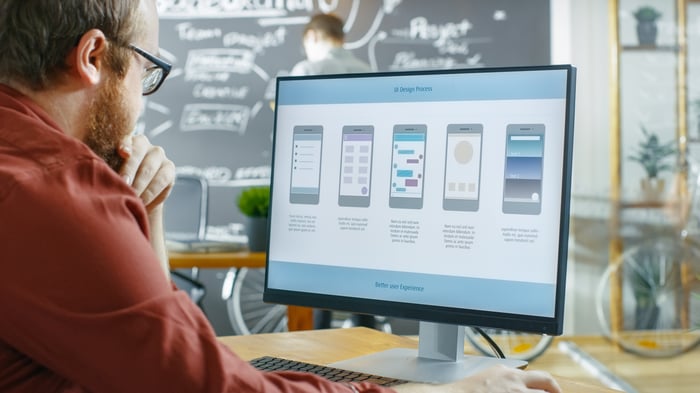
[608,0,693,337]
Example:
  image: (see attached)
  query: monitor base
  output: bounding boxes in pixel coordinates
[329,347,527,385]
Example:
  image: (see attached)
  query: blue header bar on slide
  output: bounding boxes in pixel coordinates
[277,68,569,105]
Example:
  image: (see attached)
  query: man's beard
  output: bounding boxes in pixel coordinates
[83,73,134,172]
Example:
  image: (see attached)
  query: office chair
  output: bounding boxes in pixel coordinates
[163,173,208,244]
[163,173,209,311]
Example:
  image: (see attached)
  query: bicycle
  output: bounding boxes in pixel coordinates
[595,163,700,357]
[223,267,287,335]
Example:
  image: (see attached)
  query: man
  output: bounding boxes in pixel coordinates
[291,13,372,76]
[0,1,561,392]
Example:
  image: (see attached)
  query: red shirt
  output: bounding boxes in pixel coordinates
[0,84,395,393]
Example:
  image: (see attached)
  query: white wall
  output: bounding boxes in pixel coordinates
[554,0,614,335]
[567,0,612,201]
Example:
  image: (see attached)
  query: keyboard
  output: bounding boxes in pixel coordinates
[249,356,408,387]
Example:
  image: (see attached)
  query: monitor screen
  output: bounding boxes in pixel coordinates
[264,65,576,382]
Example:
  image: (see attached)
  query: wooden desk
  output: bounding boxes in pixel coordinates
[168,250,266,270]
[545,335,700,393]
[219,328,621,392]
[168,251,313,331]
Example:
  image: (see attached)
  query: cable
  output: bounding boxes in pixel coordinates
[472,327,505,359]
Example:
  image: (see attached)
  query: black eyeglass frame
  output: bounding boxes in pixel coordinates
[129,44,172,96]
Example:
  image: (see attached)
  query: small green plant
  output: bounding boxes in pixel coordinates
[627,126,677,179]
[634,6,661,22]
[236,186,270,218]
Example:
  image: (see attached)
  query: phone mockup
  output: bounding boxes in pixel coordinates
[389,124,427,209]
[338,125,375,207]
[502,124,545,215]
[289,125,323,204]
[443,124,483,211]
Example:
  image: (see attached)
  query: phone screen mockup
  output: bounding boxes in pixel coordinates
[338,125,374,207]
[443,124,483,212]
[389,124,427,209]
[290,125,323,205]
[502,124,545,215]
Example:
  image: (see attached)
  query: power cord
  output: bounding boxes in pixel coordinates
[472,327,506,359]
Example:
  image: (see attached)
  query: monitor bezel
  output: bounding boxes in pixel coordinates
[263,64,576,336]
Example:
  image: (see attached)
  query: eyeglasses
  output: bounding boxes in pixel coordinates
[129,44,172,96]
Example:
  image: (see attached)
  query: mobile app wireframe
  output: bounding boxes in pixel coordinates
[389,124,427,209]
[502,124,545,215]
[338,125,374,207]
[443,124,483,212]
[290,125,323,205]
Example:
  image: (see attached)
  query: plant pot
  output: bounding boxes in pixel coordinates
[246,216,269,252]
[640,177,665,201]
[636,20,658,46]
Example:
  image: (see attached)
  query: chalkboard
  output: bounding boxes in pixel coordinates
[140,0,551,225]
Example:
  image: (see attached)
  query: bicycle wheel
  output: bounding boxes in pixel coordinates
[225,268,288,335]
[464,327,553,361]
[596,238,700,357]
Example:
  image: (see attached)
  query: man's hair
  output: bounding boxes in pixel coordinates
[303,13,345,43]
[0,0,143,90]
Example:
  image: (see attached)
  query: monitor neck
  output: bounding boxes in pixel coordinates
[417,321,465,362]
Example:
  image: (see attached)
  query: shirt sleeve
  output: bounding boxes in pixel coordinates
[0,159,395,393]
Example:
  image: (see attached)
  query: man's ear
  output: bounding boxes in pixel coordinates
[69,29,109,87]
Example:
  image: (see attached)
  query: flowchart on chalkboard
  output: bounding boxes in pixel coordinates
[140,0,550,224]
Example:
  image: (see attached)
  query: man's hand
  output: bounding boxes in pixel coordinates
[117,134,176,211]
[393,365,562,393]
[117,134,175,278]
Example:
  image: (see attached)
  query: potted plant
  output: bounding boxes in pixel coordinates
[236,186,270,252]
[627,126,677,201]
[633,6,661,46]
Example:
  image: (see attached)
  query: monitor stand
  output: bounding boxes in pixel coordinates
[329,321,527,384]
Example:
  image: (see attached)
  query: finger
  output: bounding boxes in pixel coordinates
[117,135,134,160]
[129,142,165,194]
[523,370,562,393]
[119,135,150,186]
[141,161,176,210]
[131,145,170,198]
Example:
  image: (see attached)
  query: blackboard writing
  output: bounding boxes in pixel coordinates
[142,0,550,224]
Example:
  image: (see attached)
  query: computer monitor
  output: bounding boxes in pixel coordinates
[264,64,576,383]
